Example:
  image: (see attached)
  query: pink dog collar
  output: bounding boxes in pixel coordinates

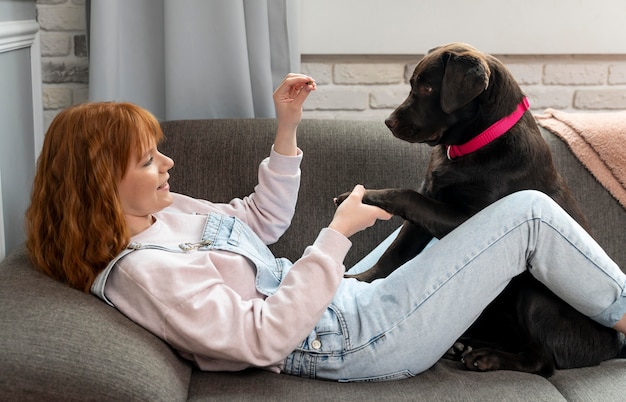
[446,97,530,160]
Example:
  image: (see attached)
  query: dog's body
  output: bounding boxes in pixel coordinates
[338,43,623,376]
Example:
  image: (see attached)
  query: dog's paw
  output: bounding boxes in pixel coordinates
[343,271,370,281]
[343,268,380,283]
[444,341,473,361]
[334,191,351,206]
[460,349,502,372]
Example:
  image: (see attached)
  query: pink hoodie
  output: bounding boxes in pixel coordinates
[104,148,352,372]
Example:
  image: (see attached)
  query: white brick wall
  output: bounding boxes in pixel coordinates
[37,0,89,131]
[302,55,626,120]
[36,1,626,126]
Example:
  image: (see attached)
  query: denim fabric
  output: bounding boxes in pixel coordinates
[282,190,626,382]
[199,213,293,297]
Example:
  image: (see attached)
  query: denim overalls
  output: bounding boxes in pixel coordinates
[91,212,293,306]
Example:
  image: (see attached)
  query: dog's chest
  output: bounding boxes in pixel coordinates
[422,155,484,203]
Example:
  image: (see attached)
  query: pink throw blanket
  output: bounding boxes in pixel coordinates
[536,109,626,209]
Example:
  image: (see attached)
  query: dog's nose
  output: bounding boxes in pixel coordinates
[385,118,397,130]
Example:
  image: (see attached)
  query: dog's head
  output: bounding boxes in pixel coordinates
[386,43,519,145]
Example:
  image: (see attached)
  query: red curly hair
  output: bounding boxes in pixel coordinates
[26,102,164,292]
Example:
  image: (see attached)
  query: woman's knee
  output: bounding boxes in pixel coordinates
[489,190,562,224]
[500,190,557,211]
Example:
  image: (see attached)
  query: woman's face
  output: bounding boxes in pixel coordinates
[118,143,175,233]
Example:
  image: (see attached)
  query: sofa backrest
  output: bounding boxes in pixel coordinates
[540,126,626,271]
[159,118,626,271]
[159,118,430,268]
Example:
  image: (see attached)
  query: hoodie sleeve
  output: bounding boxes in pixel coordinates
[168,146,302,245]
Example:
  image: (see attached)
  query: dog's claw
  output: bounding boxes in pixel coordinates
[445,341,473,362]
[334,192,350,207]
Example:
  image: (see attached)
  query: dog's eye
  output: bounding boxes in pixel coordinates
[421,83,432,94]
[414,76,432,95]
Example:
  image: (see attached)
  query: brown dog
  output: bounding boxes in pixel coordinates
[336,43,623,376]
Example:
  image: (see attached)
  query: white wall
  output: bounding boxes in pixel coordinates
[0,170,4,261]
[300,0,626,55]
[0,0,41,259]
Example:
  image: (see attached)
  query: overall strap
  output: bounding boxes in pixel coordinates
[90,212,286,306]
[90,241,185,307]
[90,247,137,307]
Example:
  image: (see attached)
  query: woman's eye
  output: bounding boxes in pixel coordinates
[143,157,154,167]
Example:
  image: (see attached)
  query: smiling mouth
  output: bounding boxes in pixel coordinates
[158,181,169,191]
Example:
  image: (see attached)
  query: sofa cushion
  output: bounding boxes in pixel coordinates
[186,360,567,401]
[0,247,192,401]
[549,359,626,401]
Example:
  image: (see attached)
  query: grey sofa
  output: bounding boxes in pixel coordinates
[1,117,626,401]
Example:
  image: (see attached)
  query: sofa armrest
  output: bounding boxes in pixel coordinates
[0,248,191,401]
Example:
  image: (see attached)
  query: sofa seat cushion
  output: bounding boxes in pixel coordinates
[549,359,626,401]
[186,359,567,401]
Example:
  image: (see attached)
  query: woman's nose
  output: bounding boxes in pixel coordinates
[158,152,174,170]
[165,156,174,169]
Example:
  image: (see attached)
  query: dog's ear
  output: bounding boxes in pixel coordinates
[441,52,490,114]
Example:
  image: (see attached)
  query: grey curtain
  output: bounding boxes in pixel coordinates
[88,0,300,120]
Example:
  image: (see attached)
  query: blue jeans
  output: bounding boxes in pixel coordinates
[282,190,626,382]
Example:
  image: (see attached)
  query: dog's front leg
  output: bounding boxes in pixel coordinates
[336,188,466,238]
[372,188,473,238]
[335,188,420,217]
[345,221,433,282]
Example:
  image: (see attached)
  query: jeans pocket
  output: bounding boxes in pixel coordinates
[337,369,415,383]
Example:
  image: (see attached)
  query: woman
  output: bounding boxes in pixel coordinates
[26,74,626,382]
